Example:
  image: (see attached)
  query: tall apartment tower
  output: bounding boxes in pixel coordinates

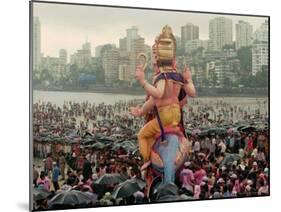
[253,20,269,42]
[209,17,233,51]
[126,26,139,51]
[59,49,67,64]
[102,47,119,84]
[181,23,199,48]
[236,20,253,49]
[252,20,269,76]
[33,16,41,71]
[252,41,268,76]
[129,37,145,80]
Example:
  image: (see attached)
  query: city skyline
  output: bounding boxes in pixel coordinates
[33,2,268,58]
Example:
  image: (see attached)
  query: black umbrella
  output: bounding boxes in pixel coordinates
[236,125,246,131]
[207,128,216,135]
[241,126,257,132]
[199,129,209,137]
[94,174,125,185]
[81,138,96,145]
[111,180,141,199]
[216,128,227,135]
[156,183,179,199]
[48,190,93,208]
[122,145,136,152]
[91,183,106,196]
[131,178,146,189]
[91,142,106,149]
[33,136,42,142]
[156,194,186,202]
[132,149,139,156]
[185,129,193,136]
[111,144,122,151]
[33,188,52,201]
[42,137,51,142]
[219,153,241,168]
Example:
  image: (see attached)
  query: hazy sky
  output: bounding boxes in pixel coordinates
[33,2,268,57]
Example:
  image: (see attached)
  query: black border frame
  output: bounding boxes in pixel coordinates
[29,0,270,211]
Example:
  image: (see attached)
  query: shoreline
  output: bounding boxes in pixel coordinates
[33,87,269,98]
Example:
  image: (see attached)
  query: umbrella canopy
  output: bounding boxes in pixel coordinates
[241,126,257,133]
[215,128,227,135]
[112,140,136,152]
[33,188,52,201]
[199,129,208,137]
[94,174,125,185]
[203,128,227,136]
[219,153,241,168]
[185,129,193,136]
[111,179,141,199]
[91,142,106,149]
[156,183,178,199]
[42,137,52,142]
[236,125,246,131]
[156,194,187,202]
[132,149,139,156]
[48,190,93,208]
[131,178,146,189]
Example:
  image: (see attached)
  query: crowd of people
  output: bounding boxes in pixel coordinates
[32,97,269,210]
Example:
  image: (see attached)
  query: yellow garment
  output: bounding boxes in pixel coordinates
[137,104,181,161]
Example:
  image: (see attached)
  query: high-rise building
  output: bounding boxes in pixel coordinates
[209,17,233,51]
[40,56,66,80]
[101,47,119,84]
[206,61,216,80]
[251,21,269,76]
[82,41,91,53]
[95,45,104,57]
[70,41,92,68]
[129,37,145,80]
[252,41,268,76]
[209,59,240,86]
[126,26,139,51]
[100,44,116,56]
[118,64,130,82]
[253,20,269,42]
[33,16,41,71]
[185,40,208,54]
[181,23,199,48]
[59,49,67,64]
[119,37,127,52]
[236,20,253,49]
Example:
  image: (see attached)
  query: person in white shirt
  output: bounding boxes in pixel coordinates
[194,140,201,153]
[218,139,226,153]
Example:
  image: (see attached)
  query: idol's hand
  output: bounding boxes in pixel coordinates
[130,106,142,117]
[135,65,145,85]
[183,65,192,82]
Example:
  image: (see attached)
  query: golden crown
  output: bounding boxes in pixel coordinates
[155,25,176,65]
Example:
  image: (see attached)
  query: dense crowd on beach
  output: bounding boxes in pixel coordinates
[32,98,269,210]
